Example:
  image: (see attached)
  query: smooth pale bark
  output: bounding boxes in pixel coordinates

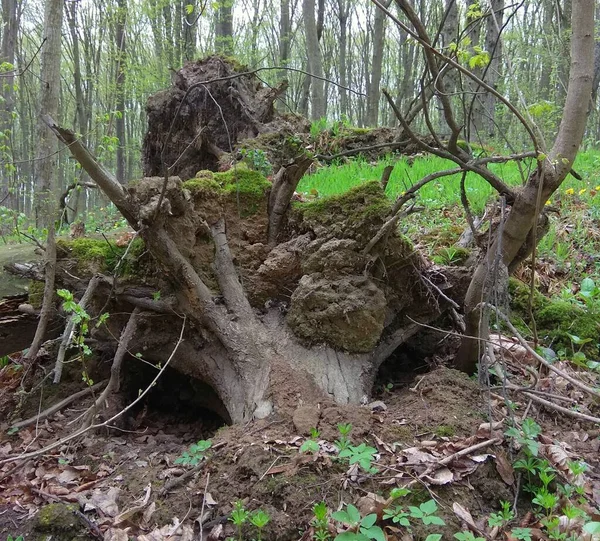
[303,0,325,119]
[34,0,63,227]
[456,0,595,372]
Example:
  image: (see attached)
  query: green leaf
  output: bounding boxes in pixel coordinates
[331,510,353,526]
[583,522,600,534]
[423,516,446,526]
[346,504,361,525]
[420,499,438,514]
[335,533,369,541]
[361,525,385,541]
[185,3,194,13]
[580,277,595,294]
[425,536,442,541]
[360,514,377,529]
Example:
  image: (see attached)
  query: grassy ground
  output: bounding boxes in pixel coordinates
[298,148,600,287]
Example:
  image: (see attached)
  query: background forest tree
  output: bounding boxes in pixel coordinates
[1,0,599,217]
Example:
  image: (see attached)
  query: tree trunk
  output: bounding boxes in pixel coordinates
[303,0,325,119]
[456,0,594,373]
[337,0,349,119]
[0,0,19,209]
[215,0,234,55]
[115,0,127,184]
[33,0,63,227]
[366,0,389,127]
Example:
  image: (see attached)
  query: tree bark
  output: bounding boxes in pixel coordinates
[0,0,19,209]
[303,0,325,119]
[455,0,594,373]
[367,0,390,126]
[215,0,234,55]
[33,0,63,228]
[115,0,127,184]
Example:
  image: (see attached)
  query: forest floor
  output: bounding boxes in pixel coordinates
[0,354,598,541]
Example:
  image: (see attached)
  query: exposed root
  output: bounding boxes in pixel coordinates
[81,308,141,428]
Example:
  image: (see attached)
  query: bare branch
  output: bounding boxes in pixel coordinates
[374,0,541,152]
[42,116,136,224]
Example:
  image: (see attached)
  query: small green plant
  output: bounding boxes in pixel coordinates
[174,439,212,466]
[331,504,385,541]
[407,500,446,526]
[488,501,514,528]
[312,501,331,541]
[301,428,321,454]
[511,527,533,541]
[338,443,378,474]
[7,536,24,541]
[334,423,353,451]
[240,148,273,177]
[249,509,271,541]
[505,418,542,456]
[229,500,249,541]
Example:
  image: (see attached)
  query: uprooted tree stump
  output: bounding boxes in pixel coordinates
[35,56,469,425]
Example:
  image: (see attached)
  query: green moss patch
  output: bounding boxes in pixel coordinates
[509,278,599,353]
[295,181,391,246]
[185,164,271,217]
[56,237,145,276]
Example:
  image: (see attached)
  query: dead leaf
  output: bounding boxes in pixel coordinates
[422,467,453,485]
[103,527,130,541]
[453,502,477,530]
[495,450,515,485]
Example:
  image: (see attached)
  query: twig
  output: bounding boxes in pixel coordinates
[519,391,600,424]
[199,472,211,541]
[438,438,502,466]
[486,305,600,399]
[81,308,141,427]
[54,274,102,383]
[11,380,108,429]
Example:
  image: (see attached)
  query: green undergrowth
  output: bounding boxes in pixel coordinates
[508,278,600,357]
[56,237,145,276]
[184,164,271,217]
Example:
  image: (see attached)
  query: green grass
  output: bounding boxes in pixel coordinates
[298,149,600,214]
[298,148,600,281]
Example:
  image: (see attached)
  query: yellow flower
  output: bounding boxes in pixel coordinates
[565,188,574,195]
[595,185,600,191]
[545,200,552,206]
[579,188,587,196]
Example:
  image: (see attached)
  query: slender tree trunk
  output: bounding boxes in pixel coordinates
[337,0,349,119]
[115,0,127,184]
[215,0,234,55]
[0,0,19,208]
[34,0,63,227]
[483,0,504,138]
[456,0,594,373]
[303,0,325,119]
[367,0,389,126]
[183,0,196,60]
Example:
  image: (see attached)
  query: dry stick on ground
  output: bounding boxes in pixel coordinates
[11,380,108,430]
[81,308,141,428]
[0,315,186,465]
[54,274,102,383]
[24,222,58,363]
[486,304,600,400]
